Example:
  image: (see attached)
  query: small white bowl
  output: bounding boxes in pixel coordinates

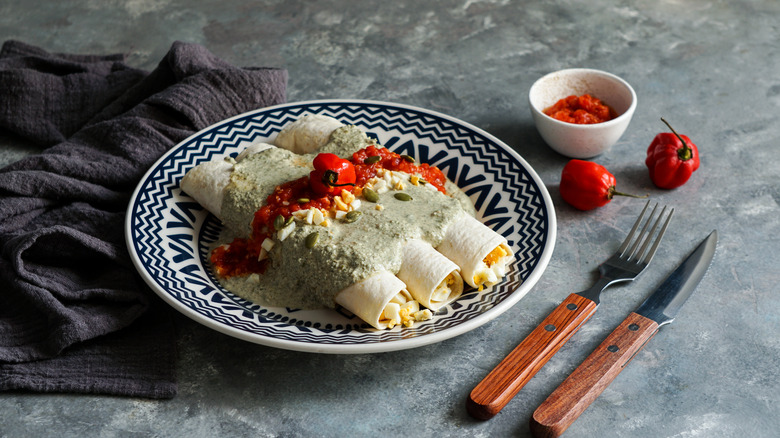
[529,68,637,159]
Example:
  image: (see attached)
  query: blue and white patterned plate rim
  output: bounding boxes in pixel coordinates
[126,99,556,354]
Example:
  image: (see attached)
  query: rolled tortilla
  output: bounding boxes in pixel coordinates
[334,270,415,330]
[180,142,275,217]
[437,214,513,290]
[273,114,344,154]
[397,239,464,311]
[180,159,232,217]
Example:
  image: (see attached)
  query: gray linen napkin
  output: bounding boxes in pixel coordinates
[0,40,287,398]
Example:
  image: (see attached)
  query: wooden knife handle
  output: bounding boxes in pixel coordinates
[467,293,598,420]
[529,312,659,438]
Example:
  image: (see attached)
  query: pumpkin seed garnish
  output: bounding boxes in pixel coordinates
[284,216,295,227]
[344,211,362,223]
[362,187,379,203]
[394,192,412,202]
[364,155,381,164]
[305,232,319,248]
[273,214,285,230]
[297,197,310,203]
[401,154,415,163]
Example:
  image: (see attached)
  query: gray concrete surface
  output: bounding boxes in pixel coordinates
[2,1,779,437]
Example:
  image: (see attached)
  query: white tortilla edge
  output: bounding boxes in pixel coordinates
[273,114,344,154]
[180,142,275,217]
[397,239,464,311]
[334,270,411,330]
[437,213,513,289]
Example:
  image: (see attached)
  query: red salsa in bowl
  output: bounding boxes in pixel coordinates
[543,94,616,124]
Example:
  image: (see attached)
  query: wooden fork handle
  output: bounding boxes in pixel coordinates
[529,312,659,438]
[467,293,598,420]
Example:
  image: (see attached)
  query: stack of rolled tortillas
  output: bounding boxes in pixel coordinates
[181,115,512,329]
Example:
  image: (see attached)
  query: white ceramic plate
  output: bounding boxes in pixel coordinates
[126,100,556,354]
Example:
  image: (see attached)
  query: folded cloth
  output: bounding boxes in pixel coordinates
[0,40,287,398]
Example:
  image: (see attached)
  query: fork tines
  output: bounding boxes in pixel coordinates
[619,201,674,264]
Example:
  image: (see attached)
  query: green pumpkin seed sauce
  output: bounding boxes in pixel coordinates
[220,126,374,237]
[216,125,476,310]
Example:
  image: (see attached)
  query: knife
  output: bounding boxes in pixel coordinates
[529,230,718,438]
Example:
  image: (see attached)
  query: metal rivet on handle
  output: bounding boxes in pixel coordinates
[628,324,639,331]
[607,345,619,353]
[544,324,556,332]
[566,303,578,311]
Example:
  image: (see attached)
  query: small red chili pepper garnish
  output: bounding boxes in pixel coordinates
[645,118,700,189]
[560,159,646,211]
[309,153,357,196]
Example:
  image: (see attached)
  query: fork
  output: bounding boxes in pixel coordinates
[467,201,674,420]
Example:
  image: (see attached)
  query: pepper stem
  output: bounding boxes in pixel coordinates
[661,117,693,161]
[609,187,648,200]
[322,170,355,188]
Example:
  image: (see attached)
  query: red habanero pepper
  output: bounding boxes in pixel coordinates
[560,159,646,211]
[645,118,700,189]
[309,153,357,196]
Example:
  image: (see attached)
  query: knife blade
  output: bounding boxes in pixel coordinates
[529,230,718,438]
